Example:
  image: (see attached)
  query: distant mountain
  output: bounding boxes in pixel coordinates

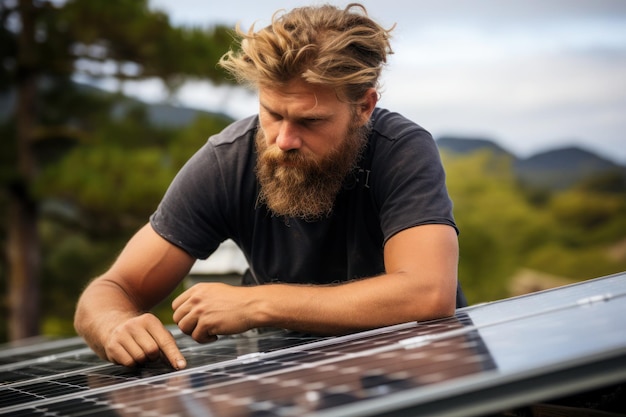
[436,136,513,158]
[76,83,233,128]
[0,81,232,128]
[514,147,625,189]
[436,136,626,190]
[144,103,220,127]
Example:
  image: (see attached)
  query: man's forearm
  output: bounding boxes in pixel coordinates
[252,272,456,335]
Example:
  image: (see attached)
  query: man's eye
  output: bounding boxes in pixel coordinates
[302,118,322,125]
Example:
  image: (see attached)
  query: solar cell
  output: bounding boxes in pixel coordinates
[1,272,625,417]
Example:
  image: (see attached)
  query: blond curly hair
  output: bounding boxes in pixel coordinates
[219,3,394,103]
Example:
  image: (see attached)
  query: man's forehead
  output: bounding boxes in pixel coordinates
[259,81,343,115]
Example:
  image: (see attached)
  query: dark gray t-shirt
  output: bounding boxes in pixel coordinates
[150,107,457,286]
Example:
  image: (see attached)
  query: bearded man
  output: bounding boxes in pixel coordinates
[74,3,465,370]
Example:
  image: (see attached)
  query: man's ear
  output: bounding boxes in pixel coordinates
[357,88,378,125]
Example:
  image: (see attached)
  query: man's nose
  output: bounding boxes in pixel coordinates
[276,121,302,151]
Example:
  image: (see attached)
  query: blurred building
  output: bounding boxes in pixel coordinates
[186,239,248,288]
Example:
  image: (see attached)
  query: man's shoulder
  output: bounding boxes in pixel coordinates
[210,114,259,147]
[370,108,430,141]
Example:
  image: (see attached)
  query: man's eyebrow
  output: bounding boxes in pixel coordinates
[260,102,277,114]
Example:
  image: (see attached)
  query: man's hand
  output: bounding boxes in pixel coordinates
[172,283,257,342]
[102,313,187,370]
[74,223,197,369]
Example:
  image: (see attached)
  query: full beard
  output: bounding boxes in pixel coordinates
[255,121,370,220]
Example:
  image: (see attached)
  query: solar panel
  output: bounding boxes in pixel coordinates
[1,271,625,417]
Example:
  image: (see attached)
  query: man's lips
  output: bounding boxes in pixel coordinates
[278,160,298,167]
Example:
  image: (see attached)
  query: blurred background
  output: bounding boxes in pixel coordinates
[1,0,625,344]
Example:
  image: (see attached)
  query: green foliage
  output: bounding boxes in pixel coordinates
[36,145,175,233]
[550,190,624,231]
[0,0,236,342]
[2,0,235,89]
[444,151,547,302]
[576,170,626,194]
[442,149,626,305]
[40,219,125,337]
[525,243,625,282]
[58,0,234,87]
[168,113,233,167]
[31,103,232,340]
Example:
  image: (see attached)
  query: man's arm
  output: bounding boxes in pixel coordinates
[173,224,458,337]
[74,223,196,369]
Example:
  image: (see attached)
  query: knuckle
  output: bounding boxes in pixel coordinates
[116,357,136,368]
[137,312,158,326]
[144,342,160,357]
[106,345,135,367]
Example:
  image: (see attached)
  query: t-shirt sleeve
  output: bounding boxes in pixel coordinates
[370,116,457,244]
[150,141,228,259]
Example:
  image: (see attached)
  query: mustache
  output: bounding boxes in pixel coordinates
[261,146,316,168]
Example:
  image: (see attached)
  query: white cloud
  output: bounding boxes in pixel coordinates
[175,82,258,118]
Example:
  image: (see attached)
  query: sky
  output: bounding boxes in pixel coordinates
[120,0,626,164]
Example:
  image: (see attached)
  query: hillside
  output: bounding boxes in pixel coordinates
[437,136,626,190]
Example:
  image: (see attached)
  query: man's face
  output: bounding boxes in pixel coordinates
[256,79,372,220]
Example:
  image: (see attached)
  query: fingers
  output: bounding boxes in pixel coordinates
[172,291,219,343]
[104,313,186,370]
[193,328,219,344]
[171,296,191,326]
[174,302,220,344]
[171,289,190,312]
[148,323,187,370]
[172,283,254,340]
[172,287,203,338]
